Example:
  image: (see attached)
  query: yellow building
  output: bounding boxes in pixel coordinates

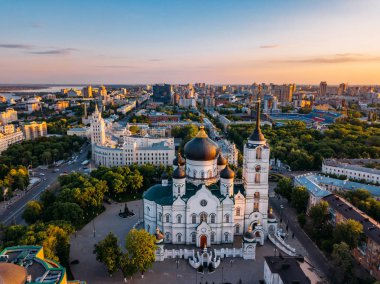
[22,121,47,140]
[55,101,70,112]
[0,108,18,124]
[82,85,93,98]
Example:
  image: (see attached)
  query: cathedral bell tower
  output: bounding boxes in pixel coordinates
[242,99,270,232]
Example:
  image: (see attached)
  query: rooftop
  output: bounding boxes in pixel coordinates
[294,175,331,198]
[323,194,380,245]
[265,256,311,284]
[324,159,380,175]
[0,245,85,284]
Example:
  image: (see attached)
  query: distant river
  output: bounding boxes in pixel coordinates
[0,85,83,101]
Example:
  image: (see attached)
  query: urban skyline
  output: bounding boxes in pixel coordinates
[1,0,380,84]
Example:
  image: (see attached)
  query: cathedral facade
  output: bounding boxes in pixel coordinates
[143,102,274,248]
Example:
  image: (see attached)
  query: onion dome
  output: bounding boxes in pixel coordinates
[0,263,27,284]
[249,99,265,142]
[172,166,186,179]
[243,226,255,242]
[155,228,164,244]
[173,152,185,166]
[217,153,227,166]
[220,165,235,179]
[184,126,219,161]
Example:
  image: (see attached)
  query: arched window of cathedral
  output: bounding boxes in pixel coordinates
[225,214,230,223]
[254,192,260,199]
[210,214,216,224]
[255,165,261,172]
[211,232,215,243]
[235,223,240,234]
[146,225,150,232]
[201,171,205,179]
[165,214,170,223]
[158,212,162,222]
[224,232,229,242]
[187,168,190,175]
[255,173,260,183]
[256,147,262,159]
[177,214,182,224]
[200,212,208,223]
[165,232,171,242]
[254,202,259,212]
[193,170,197,178]
[236,207,241,216]
[208,170,212,178]
[191,213,197,224]
[177,233,182,243]
[191,233,196,243]
[177,187,180,195]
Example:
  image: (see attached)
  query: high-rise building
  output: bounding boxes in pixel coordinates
[21,121,47,140]
[90,104,106,157]
[319,81,327,96]
[0,108,18,124]
[82,85,93,98]
[273,84,294,103]
[338,83,347,96]
[152,84,172,104]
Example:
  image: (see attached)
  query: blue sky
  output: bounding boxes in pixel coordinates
[0,0,379,84]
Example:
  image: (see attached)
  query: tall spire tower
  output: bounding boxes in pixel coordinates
[249,99,265,143]
[242,98,270,233]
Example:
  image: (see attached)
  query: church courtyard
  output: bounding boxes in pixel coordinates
[70,200,310,284]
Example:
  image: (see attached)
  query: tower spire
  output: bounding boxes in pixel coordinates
[249,99,265,142]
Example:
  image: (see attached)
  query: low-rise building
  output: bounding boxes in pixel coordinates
[322,159,380,184]
[67,127,91,138]
[55,100,70,112]
[0,245,85,284]
[21,121,47,140]
[93,135,175,167]
[116,101,136,114]
[264,256,322,284]
[323,194,380,281]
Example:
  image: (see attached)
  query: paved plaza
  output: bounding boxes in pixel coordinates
[70,199,313,284]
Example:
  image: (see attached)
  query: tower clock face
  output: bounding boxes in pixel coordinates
[255,165,261,172]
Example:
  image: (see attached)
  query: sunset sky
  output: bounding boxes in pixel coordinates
[1,0,380,84]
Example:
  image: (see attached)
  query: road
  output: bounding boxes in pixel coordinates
[0,143,91,226]
[269,186,332,282]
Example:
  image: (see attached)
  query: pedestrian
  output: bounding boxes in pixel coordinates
[286,225,288,231]
[292,232,295,239]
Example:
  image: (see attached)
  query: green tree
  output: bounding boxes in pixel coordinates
[45,202,84,227]
[120,253,138,282]
[94,232,123,276]
[333,219,363,249]
[309,201,329,226]
[22,201,43,224]
[291,186,309,213]
[332,242,353,284]
[275,177,293,200]
[125,229,157,277]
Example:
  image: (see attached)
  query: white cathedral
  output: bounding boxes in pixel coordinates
[143,101,276,249]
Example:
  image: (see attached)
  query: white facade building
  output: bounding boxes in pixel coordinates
[0,128,24,153]
[322,159,380,184]
[90,104,106,158]
[93,135,175,167]
[67,127,91,138]
[143,101,275,252]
